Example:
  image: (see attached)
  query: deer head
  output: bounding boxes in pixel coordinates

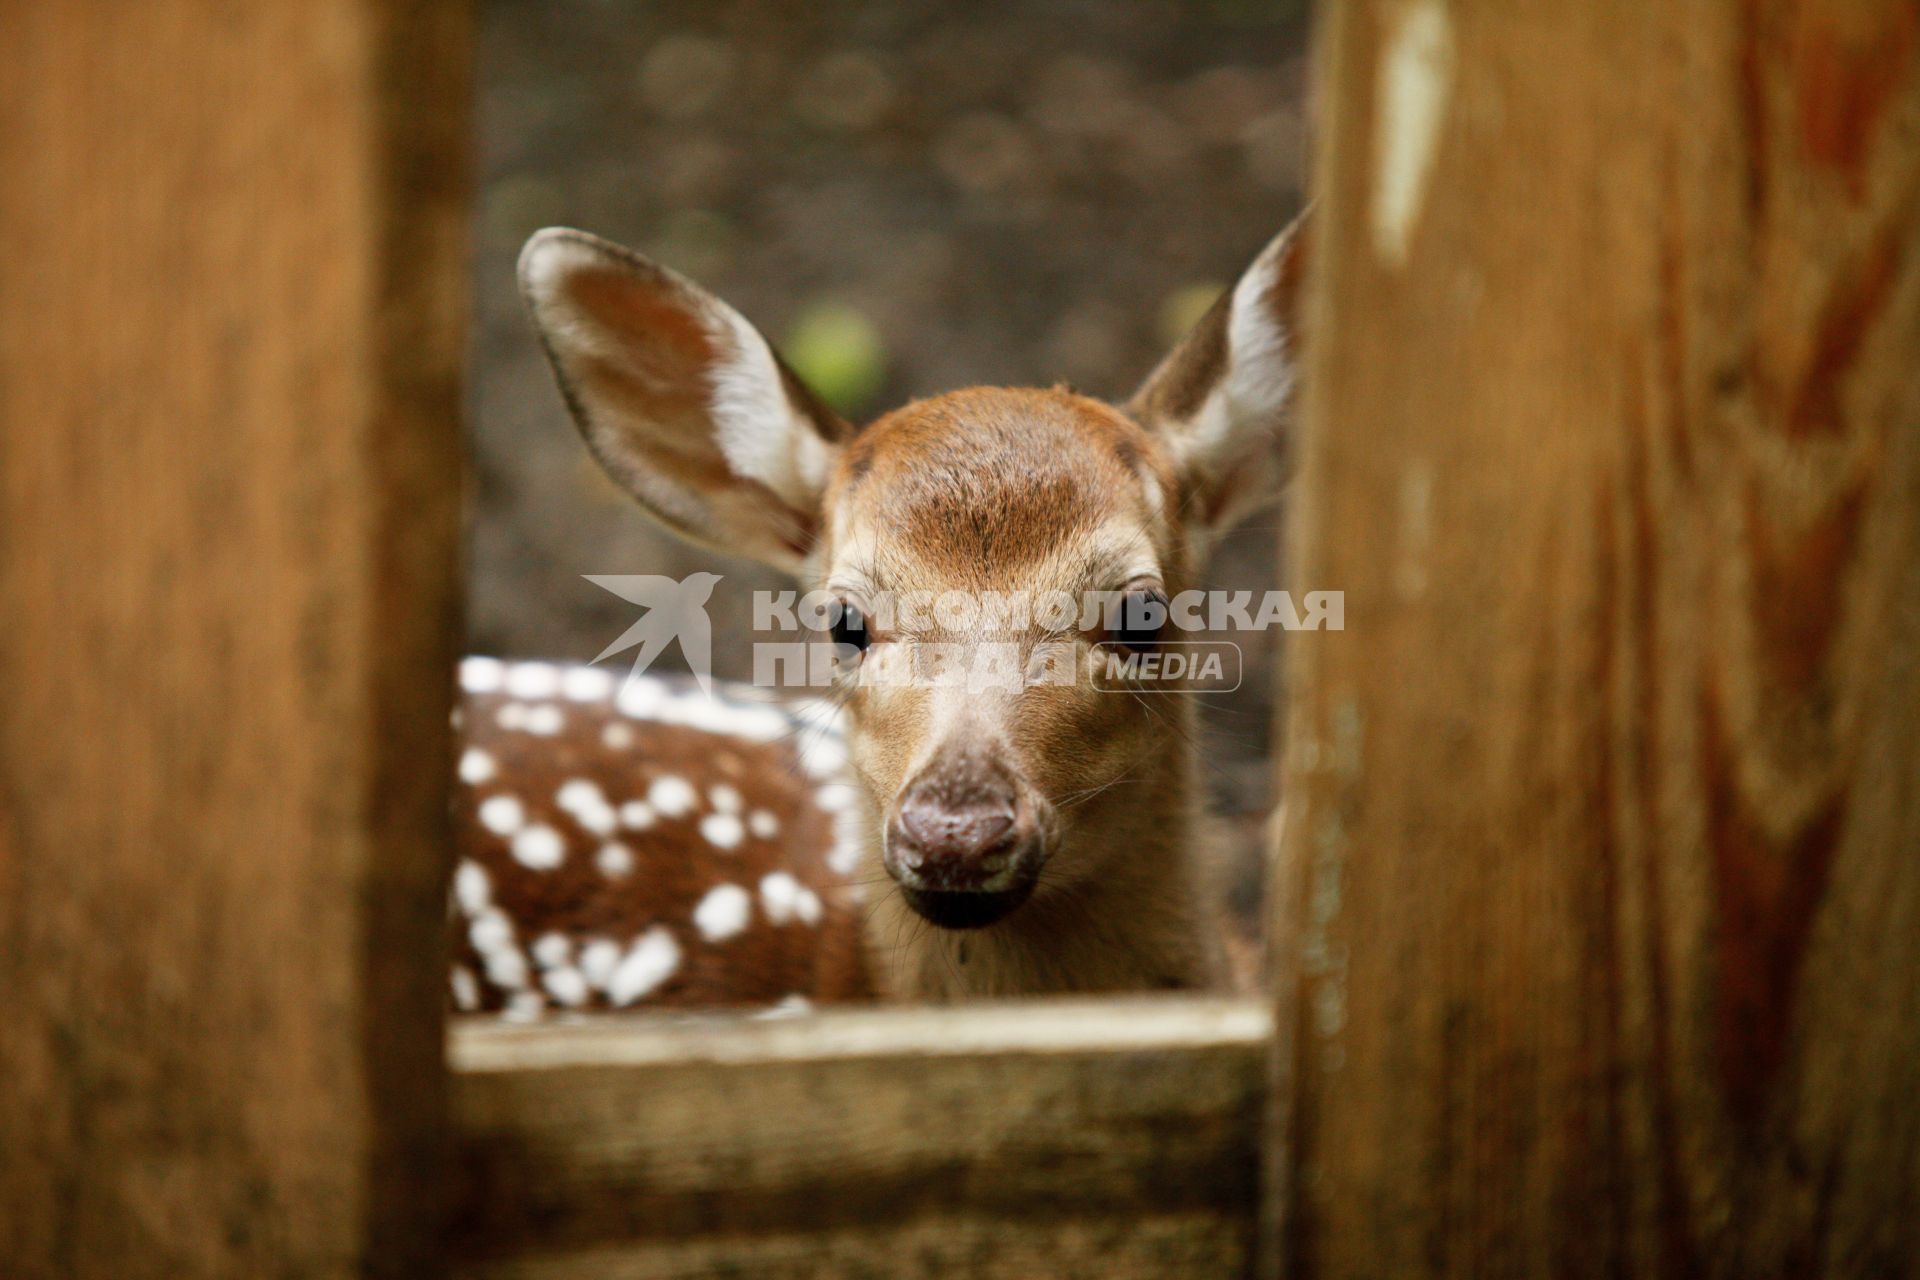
[519,212,1306,995]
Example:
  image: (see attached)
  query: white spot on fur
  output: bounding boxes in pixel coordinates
[502,990,545,1021]
[649,774,697,817]
[450,966,480,1011]
[495,702,529,730]
[679,695,792,742]
[557,778,617,834]
[524,703,565,736]
[511,823,566,870]
[579,938,620,991]
[794,886,823,926]
[613,674,790,742]
[815,783,854,812]
[700,812,745,850]
[561,665,615,702]
[1372,0,1454,267]
[693,883,752,941]
[747,809,779,839]
[469,907,513,955]
[460,656,505,694]
[542,965,590,1008]
[760,871,803,924]
[483,945,529,992]
[504,662,562,700]
[453,860,492,915]
[827,807,863,876]
[477,795,525,836]
[595,841,635,877]
[602,721,635,749]
[615,675,668,720]
[620,801,658,830]
[709,783,743,813]
[608,927,681,1005]
[458,747,497,785]
[531,932,572,969]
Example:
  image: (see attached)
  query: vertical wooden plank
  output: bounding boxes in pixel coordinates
[0,2,470,1275]
[1274,2,1920,1277]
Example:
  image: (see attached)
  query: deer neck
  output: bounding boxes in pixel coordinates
[860,717,1219,1001]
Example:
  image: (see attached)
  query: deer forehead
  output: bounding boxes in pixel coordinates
[822,387,1179,592]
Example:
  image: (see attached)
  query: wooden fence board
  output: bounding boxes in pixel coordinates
[0,3,471,1275]
[1273,2,1920,1276]
[451,996,1270,1279]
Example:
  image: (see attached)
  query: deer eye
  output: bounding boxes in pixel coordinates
[1108,589,1169,653]
[829,600,871,654]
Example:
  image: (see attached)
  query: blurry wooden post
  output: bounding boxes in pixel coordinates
[1270,1,1920,1277]
[0,4,469,1276]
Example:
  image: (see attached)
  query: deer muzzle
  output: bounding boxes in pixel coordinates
[884,757,1043,929]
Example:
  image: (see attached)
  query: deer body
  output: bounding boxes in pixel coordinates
[511,211,1306,1004]
[449,657,872,1017]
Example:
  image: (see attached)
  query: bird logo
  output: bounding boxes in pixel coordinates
[584,572,723,697]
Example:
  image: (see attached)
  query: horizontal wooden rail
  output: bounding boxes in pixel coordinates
[449,995,1271,1279]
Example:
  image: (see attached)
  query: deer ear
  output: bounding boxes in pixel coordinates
[519,228,852,573]
[1129,209,1309,546]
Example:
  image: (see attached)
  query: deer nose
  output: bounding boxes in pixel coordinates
[885,763,1034,902]
[886,765,1039,930]
[897,791,1015,863]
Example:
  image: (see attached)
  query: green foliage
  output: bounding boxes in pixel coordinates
[784,301,887,417]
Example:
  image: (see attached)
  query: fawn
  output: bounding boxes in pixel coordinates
[474,209,1306,1007]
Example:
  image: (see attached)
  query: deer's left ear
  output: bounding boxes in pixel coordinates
[1129,209,1309,544]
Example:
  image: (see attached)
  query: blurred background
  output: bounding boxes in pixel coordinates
[466,0,1313,936]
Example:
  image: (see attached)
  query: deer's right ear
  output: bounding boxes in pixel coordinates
[519,228,852,573]
[1128,209,1310,548]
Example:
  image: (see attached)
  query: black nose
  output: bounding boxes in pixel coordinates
[885,761,1038,924]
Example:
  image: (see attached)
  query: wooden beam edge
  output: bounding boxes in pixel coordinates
[449,994,1274,1073]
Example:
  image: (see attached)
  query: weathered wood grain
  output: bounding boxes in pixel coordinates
[1273,2,1920,1277]
[450,996,1270,1279]
[0,3,470,1275]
